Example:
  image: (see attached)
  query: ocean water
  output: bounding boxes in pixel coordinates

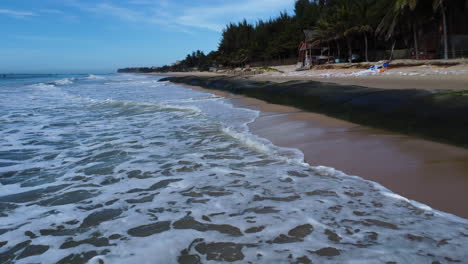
[0,73,467,264]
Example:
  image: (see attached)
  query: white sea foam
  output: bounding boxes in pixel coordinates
[1,74,467,264]
[221,126,306,165]
[29,82,57,89]
[52,78,74,85]
[86,74,105,80]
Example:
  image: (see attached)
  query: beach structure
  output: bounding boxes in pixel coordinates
[297,30,330,70]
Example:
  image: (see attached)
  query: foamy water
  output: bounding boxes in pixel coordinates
[0,74,467,264]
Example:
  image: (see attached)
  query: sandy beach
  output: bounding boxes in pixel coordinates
[163,70,468,219]
[249,63,468,90]
[153,61,468,90]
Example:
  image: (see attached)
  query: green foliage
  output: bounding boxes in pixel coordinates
[151,1,324,72]
[118,0,466,73]
[218,12,303,63]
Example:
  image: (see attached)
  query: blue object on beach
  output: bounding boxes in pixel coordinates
[369,62,390,72]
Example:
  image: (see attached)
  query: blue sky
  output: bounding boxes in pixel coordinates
[0,0,294,73]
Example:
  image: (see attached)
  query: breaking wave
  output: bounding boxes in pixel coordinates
[0,74,467,264]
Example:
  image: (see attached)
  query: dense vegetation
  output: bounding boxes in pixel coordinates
[118,0,467,73]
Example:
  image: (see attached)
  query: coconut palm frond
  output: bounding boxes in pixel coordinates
[409,0,418,10]
[376,6,398,38]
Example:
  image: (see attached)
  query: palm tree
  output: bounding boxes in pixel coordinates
[378,0,454,60]
[345,25,373,62]
[433,0,448,59]
[313,19,342,60]
[333,4,356,62]
[376,0,420,55]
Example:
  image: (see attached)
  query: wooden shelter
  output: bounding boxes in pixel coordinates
[297,30,328,70]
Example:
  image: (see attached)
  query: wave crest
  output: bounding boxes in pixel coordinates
[86,74,105,80]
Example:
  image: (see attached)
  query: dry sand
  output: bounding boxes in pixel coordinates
[248,63,468,90]
[175,82,468,219]
[152,62,468,90]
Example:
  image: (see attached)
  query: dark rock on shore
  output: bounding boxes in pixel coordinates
[160,76,468,148]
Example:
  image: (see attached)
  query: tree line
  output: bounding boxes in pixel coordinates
[118,0,467,73]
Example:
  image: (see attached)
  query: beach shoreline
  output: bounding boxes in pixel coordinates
[163,78,468,219]
[150,61,468,90]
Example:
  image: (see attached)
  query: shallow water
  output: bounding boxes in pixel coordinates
[0,74,467,264]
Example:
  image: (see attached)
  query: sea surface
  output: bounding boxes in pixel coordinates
[0,73,467,264]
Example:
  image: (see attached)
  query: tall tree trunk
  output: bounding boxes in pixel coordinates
[347,38,352,62]
[390,40,396,60]
[451,40,456,58]
[373,36,378,60]
[413,23,419,59]
[336,40,341,60]
[364,33,369,62]
[440,0,449,59]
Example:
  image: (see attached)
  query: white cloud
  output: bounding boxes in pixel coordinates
[38,8,80,23]
[94,3,142,22]
[15,35,69,42]
[68,2,189,32]
[174,0,294,31]
[63,0,293,32]
[40,9,65,14]
[127,0,166,5]
[0,8,36,18]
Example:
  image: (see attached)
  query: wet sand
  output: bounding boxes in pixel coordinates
[179,83,468,219]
